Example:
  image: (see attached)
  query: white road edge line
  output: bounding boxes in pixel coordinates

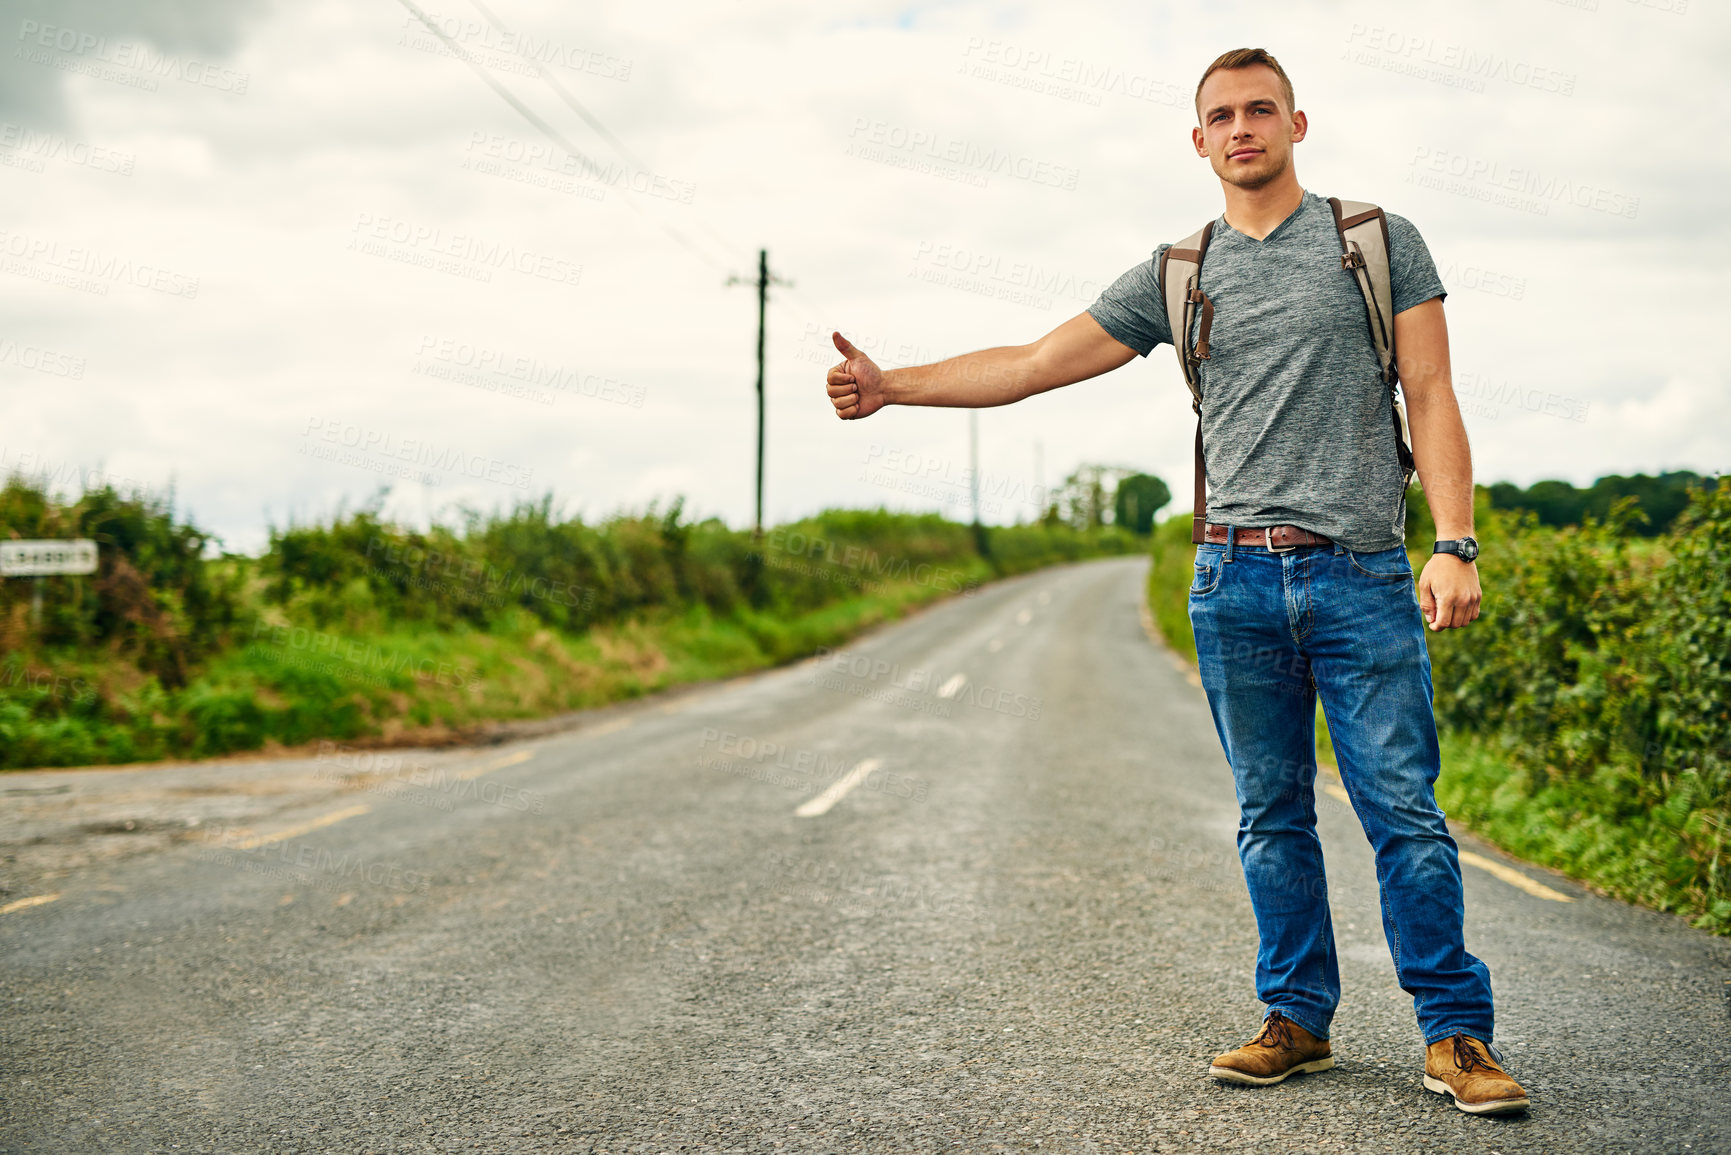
[0,893,60,915]
[795,758,884,818]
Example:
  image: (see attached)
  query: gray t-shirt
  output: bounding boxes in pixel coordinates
[1087,190,1446,551]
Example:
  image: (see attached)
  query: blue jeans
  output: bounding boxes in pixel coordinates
[1187,531,1494,1046]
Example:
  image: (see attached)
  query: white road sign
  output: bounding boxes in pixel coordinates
[0,539,99,576]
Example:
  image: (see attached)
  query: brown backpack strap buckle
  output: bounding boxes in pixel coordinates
[1340,250,1365,271]
[1187,285,1215,363]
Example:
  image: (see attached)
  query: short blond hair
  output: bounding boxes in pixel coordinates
[1195,48,1295,124]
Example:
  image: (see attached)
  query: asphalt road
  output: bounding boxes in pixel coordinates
[3,556,1728,1154]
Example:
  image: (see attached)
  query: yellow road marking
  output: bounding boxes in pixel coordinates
[588,717,635,737]
[0,893,61,915]
[1459,850,1574,903]
[1139,602,1203,687]
[1318,774,1570,902]
[1137,600,1162,648]
[227,804,370,850]
[456,748,536,781]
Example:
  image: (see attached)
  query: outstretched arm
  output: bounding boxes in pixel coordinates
[1397,297,1480,632]
[825,312,1138,420]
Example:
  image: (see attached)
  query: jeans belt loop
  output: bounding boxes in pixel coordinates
[1224,523,1236,564]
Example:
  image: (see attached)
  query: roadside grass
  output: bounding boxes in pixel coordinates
[5,479,1161,771]
[1146,514,1197,665]
[1429,731,1724,927]
[0,549,1048,767]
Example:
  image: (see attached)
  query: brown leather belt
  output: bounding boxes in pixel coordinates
[1201,523,1333,551]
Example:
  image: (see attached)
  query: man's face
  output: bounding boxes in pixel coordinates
[1191,65,1307,190]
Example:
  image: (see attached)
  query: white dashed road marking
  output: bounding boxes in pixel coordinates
[795,758,884,818]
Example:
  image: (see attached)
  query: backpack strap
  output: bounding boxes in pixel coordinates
[1328,198,1396,385]
[1157,222,1215,544]
[1328,197,1416,487]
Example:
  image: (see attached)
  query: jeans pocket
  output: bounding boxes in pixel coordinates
[1190,550,1223,596]
[1346,545,1414,581]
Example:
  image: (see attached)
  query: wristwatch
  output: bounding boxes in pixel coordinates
[1433,536,1480,563]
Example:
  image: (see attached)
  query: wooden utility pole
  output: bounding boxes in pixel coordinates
[969,410,980,526]
[727,249,791,538]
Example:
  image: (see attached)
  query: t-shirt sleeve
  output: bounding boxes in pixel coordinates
[1386,212,1447,314]
[1086,244,1175,356]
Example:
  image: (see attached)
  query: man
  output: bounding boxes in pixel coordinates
[823,48,1528,1117]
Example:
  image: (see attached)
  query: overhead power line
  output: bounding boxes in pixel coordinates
[394,0,735,275]
[393,0,846,531]
[465,0,756,274]
[457,0,839,334]
[465,0,656,173]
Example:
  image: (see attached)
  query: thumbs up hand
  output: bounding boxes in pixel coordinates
[826,331,886,420]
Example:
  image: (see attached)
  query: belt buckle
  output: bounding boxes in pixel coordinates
[1264,526,1295,554]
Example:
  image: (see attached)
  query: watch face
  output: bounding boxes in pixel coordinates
[1459,537,1480,562]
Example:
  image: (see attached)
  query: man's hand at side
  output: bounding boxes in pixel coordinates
[1398,297,1480,632]
[1418,554,1481,631]
[826,332,885,420]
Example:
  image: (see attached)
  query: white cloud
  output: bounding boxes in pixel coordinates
[0,0,1724,552]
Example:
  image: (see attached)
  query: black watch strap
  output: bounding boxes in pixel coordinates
[1433,537,1480,562]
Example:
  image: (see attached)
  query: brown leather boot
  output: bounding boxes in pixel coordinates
[1423,1032,1530,1115]
[1208,1009,1335,1085]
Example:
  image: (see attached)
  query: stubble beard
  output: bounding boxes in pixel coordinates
[1217,147,1288,192]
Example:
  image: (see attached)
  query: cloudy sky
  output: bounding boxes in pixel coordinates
[1,0,1724,552]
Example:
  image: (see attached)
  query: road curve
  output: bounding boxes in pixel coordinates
[2,556,1727,1153]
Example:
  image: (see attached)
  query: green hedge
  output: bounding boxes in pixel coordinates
[1143,477,1731,932]
[0,477,242,687]
[1424,479,1730,930]
[2,481,1136,769]
[1147,513,1199,665]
